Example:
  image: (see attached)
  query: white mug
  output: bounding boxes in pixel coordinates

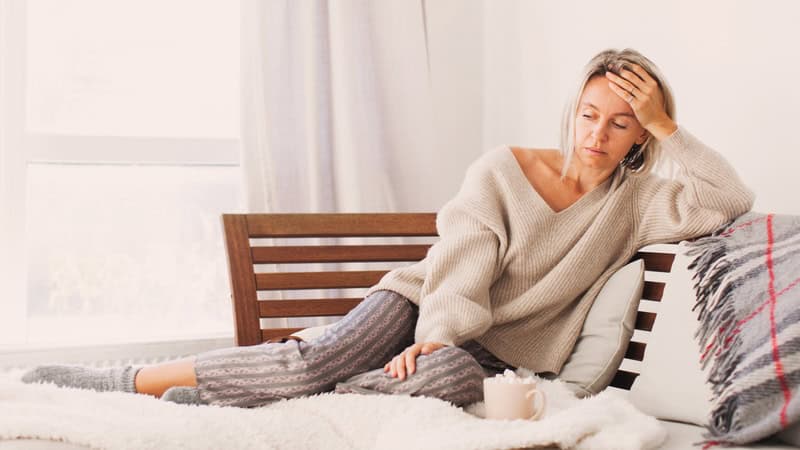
[483,377,547,420]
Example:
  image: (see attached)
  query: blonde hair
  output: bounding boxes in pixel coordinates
[559,48,676,178]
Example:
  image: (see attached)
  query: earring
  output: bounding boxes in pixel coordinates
[620,143,645,172]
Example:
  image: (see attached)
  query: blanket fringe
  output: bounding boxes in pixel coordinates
[685,227,747,398]
[684,223,746,444]
[709,394,740,436]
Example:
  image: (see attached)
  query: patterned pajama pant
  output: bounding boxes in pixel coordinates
[194,290,513,408]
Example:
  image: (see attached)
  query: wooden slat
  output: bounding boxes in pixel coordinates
[609,369,639,390]
[258,298,363,318]
[633,251,676,272]
[255,270,388,290]
[261,327,305,341]
[635,311,656,332]
[246,213,438,238]
[251,244,432,264]
[642,281,666,301]
[222,215,263,346]
[624,341,647,361]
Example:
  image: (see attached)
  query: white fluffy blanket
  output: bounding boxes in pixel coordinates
[0,372,665,450]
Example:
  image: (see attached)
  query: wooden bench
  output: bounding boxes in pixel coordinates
[221,212,676,391]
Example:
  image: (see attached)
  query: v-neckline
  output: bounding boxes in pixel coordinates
[504,147,612,216]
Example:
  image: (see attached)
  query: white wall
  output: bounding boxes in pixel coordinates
[416,0,485,211]
[481,0,800,215]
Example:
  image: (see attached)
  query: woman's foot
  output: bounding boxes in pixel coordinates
[161,386,205,405]
[21,365,139,393]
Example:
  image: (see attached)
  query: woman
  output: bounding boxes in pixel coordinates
[22,48,754,408]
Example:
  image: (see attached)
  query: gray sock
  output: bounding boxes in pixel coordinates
[21,364,140,393]
[161,386,205,405]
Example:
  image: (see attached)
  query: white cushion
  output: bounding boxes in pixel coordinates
[557,259,645,396]
[629,242,712,425]
[629,243,800,446]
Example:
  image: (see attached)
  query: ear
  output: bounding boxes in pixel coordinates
[635,130,650,145]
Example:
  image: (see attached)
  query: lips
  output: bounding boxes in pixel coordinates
[584,147,605,155]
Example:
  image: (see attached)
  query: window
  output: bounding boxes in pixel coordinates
[0,0,243,348]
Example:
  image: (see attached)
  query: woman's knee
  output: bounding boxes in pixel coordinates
[418,346,485,373]
[312,290,416,364]
[334,346,486,406]
[416,346,485,404]
[357,290,417,325]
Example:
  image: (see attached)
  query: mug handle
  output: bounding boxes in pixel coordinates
[525,388,547,421]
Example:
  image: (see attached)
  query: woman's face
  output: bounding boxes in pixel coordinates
[573,75,647,172]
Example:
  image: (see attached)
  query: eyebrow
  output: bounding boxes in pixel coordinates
[580,102,636,118]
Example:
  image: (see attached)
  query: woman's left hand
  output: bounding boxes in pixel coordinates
[384,342,446,381]
[605,64,678,140]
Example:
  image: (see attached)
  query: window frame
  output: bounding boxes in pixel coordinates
[0,0,241,351]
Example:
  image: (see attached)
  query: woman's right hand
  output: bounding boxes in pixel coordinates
[384,342,446,381]
[605,63,677,140]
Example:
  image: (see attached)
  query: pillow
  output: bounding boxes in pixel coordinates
[296,260,644,397]
[628,243,713,425]
[628,242,800,446]
[556,259,645,396]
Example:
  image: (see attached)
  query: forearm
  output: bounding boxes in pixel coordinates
[635,126,754,245]
[662,126,752,204]
[648,118,679,141]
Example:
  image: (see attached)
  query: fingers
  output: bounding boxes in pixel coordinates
[619,64,649,87]
[405,346,419,378]
[386,355,402,378]
[606,66,658,105]
[606,78,636,103]
[615,65,661,98]
[626,64,661,91]
[605,71,639,99]
[384,342,446,381]
[608,63,655,88]
[385,344,421,381]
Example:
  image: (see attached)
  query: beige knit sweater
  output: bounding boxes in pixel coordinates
[366,126,754,374]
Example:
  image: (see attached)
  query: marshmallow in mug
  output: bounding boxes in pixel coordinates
[486,369,537,384]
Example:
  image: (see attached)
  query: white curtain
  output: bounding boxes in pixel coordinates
[240,0,437,329]
[240,0,436,214]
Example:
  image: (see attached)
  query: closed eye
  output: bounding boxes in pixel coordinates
[581,113,628,129]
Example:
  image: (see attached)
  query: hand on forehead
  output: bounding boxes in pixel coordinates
[580,76,637,119]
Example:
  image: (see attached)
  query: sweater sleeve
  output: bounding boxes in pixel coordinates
[634,126,755,246]
[414,156,509,346]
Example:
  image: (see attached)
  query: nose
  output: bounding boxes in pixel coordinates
[590,122,609,142]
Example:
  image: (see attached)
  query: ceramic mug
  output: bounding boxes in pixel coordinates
[483,377,547,420]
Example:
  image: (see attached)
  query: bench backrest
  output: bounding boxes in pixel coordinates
[221,213,675,390]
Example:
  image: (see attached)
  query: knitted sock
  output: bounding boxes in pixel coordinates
[21,365,140,393]
[161,386,205,405]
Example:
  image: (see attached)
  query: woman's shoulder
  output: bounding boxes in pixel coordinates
[466,146,561,187]
[508,146,562,176]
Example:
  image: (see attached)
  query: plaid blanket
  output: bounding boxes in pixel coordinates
[685,212,800,445]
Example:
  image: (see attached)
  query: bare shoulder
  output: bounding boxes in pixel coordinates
[509,146,562,174]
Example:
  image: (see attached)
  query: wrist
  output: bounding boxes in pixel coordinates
[647,118,678,141]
